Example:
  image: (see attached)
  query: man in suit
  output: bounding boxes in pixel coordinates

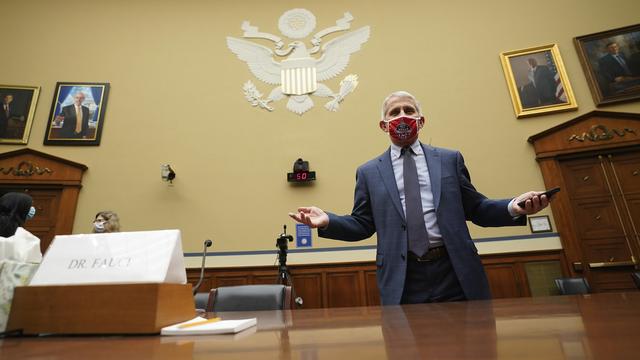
[596,41,640,95]
[290,91,549,305]
[598,42,633,84]
[527,58,559,106]
[629,41,640,77]
[57,91,90,138]
[0,94,14,138]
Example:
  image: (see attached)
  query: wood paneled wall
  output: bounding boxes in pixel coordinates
[188,250,567,308]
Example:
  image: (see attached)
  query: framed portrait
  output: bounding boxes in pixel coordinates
[574,24,640,106]
[500,44,577,118]
[44,82,110,146]
[0,85,40,144]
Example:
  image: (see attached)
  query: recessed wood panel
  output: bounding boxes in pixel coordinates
[326,272,362,308]
[365,271,380,306]
[582,237,633,263]
[609,153,640,193]
[253,275,280,285]
[215,277,248,287]
[561,159,610,198]
[524,261,563,296]
[24,188,62,252]
[572,198,626,239]
[485,264,523,299]
[292,273,323,309]
[591,270,637,292]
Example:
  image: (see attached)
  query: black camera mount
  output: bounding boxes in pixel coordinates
[276,225,303,307]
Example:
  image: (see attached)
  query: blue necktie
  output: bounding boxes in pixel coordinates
[402,147,429,257]
[614,55,631,75]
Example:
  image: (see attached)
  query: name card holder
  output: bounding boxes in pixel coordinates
[7,283,195,334]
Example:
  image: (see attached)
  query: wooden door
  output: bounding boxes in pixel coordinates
[528,111,640,293]
[558,150,640,292]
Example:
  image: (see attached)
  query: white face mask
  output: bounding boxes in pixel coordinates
[27,206,36,219]
[93,221,106,233]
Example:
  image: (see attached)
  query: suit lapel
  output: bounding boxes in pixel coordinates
[376,148,405,220]
[422,144,442,211]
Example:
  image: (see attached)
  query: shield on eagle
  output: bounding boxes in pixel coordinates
[280,57,318,95]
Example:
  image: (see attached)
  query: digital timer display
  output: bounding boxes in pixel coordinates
[287,171,316,182]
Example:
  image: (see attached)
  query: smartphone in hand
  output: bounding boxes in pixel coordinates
[517,187,560,208]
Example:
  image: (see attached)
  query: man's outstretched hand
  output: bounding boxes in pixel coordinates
[512,191,550,215]
[288,206,329,229]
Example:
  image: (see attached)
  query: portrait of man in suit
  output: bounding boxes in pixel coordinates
[526,58,562,106]
[0,87,38,143]
[596,41,640,96]
[576,26,640,105]
[45,82,110,145]
[0,94,15,138]
[510,52,568,109]
[54,91,91,139]
[290,91,550,305]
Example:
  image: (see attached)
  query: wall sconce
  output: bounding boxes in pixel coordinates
[161,164,176,184]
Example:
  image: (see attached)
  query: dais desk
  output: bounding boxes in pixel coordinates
[1,292,639,359]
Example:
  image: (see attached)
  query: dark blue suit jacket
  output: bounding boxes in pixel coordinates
[319,143,525,305]
[59,104,90,138]
[598,53,631,82]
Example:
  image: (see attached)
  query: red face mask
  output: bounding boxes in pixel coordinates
[385,116,422,142]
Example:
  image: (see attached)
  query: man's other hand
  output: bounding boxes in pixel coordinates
[288,206,329,229]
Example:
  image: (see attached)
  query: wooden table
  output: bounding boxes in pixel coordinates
[1,292,639,359]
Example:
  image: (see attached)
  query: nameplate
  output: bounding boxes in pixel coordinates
[29,230,187,286]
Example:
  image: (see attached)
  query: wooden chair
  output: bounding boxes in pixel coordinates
[554,277,591,295]
[194,292,210,311]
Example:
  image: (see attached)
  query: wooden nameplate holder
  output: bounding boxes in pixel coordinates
[7,283,195,335]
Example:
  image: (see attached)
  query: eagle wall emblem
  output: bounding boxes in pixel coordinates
[226,9,370,115]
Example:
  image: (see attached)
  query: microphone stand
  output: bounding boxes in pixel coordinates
[192,239,213,296]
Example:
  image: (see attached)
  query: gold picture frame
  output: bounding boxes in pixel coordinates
[0,85,40,144]
[500,44,577,118]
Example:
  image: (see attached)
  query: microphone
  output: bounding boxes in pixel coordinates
[192,239,213,296]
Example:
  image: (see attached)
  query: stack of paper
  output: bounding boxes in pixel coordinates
[161,317,257,336]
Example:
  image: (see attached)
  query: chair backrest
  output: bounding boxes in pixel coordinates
[209,284,292,312]
[194,292,210,311]
[555,277,591,295]
[632,272,640,290]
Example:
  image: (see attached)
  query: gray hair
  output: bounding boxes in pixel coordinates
[381,91,422,119]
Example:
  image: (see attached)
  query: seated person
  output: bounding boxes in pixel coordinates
[92,211,120,233]
[0,192,41,261]
[0,192,41,331]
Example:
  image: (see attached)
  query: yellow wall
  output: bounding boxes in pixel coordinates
[2,0,640,259]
